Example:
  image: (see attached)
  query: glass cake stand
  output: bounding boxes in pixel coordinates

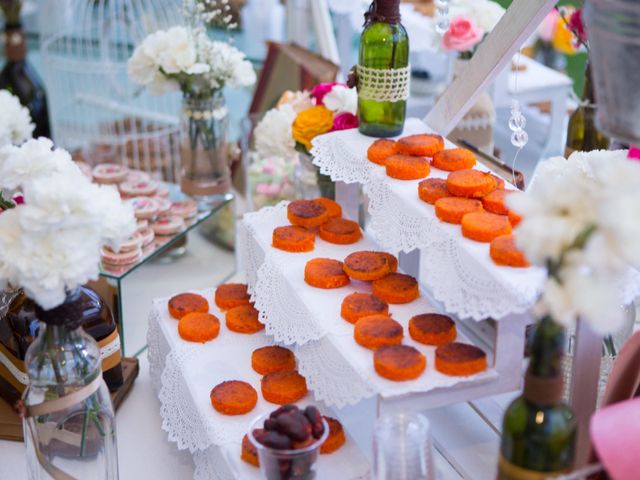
[95,184,234,355]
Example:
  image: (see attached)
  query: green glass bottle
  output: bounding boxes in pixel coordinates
[357,0,409,138]
[565,64,610,157]
[498,316,576,480]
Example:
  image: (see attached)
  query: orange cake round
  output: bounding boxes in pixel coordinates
[314,197,342,219]
[491,174,506,190]
[446,170,497,198]
[318,217,362,245]
[379,252,398,273]
[261,370,308,404]
[408,313,457,346]
[341,292,389,324]
[367,139,398,165]
[482,189,512,215]
[226,304,265,334]
[210,380,258,415]
[168,293,209,319]
[435,342,487,376]
[435,197,484,224]
[178,312,220,343]
[372,273,419,304]
[251,346,296,375]
[241,433,260,466]
[215,283,251,310]
[287,199,329,228]
[396,134,444,157]
[343,251,391,281]
[273,225,315,252]
[320,417,346,454]
[418,178,450,205]
[461,212,512,242]
[354,315,404,350]
[490,235,529,268]
[508,210,522,227]
[432,148,476,171]
[374,345,426,381]
[385,155,430,180]
[304,258,350,288]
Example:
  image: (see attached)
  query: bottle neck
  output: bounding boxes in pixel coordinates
[522,316,566,405]
[4,24,26,62]
[582,63,596,106]
[367,0,401,24]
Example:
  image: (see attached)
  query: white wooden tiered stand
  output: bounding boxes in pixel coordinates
[321,0,601,470]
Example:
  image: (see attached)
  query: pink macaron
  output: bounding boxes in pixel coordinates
[119,180,158,197]
[138,226,155,247]
[151,216,185,236]
[100,246,142,266]
[93,163,129,185]
[170,200,198,219]
[128,197,159,220]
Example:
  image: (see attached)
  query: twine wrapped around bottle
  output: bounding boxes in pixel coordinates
[356,64,411,103]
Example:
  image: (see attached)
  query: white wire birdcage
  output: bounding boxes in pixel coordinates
[40,0,184,182]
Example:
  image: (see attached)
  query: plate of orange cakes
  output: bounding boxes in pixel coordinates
[148,287,370,479]
[240,202,497,407]
[311,117,546,321]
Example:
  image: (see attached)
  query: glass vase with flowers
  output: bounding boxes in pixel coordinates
[0,138,136,479]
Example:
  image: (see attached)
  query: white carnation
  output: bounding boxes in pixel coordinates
[254,104,297,160]
[158,26,197,74]
[323,85,357,115]
[0,141,136,310]
[0,90,34,146]
[0,138,80,191]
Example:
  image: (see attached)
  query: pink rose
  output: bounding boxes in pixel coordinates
[569,9,587,46]
[538,10,559,42]
[12,194,24,205]
[628,146,640,161]
[311,82,341,105]
[442,16,484,53]
[331,112,358,131]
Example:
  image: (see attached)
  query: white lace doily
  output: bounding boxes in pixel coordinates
[311,117,548,320]
[241,203,498,407]
[147,289,371,478]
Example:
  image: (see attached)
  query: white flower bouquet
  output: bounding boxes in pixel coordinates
[508,150,640,334]
[0,138,136,309]
[0,89,34,147]
[127,26,255,98]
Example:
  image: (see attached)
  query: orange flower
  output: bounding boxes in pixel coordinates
[552,13,578,55]
[292,106,334,151]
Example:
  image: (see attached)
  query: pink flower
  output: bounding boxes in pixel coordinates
[442,16,484,53]
[538,10,560,42]
[569,9,587,46]
[628,146,640,161]
[332,113,358,131]
[311,82,340,106]
[256,182,282,197]
[12,194,24,205]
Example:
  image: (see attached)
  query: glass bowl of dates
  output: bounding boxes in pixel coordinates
[248,405,329,480]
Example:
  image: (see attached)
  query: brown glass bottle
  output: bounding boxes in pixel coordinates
[565,64,610,157]
[0,286,123,405]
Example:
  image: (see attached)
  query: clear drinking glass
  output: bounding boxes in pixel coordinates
[584,0,640,144]
[373,413,435,480]
[248,413,329,480]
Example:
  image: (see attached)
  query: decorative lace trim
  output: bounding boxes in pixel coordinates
[99,335,121,360]
[311,118,549,320]
[357,65,411,103]
[193,445,235,480]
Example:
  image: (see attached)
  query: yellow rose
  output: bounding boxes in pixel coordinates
[292,106,334,151]
[552,16,578,55]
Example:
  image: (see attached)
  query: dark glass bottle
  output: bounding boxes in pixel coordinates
[357,0,409,137]
[0,23,51,138]
[0,286,123,405]
[498,316,576,479]
[565,64,610,157]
